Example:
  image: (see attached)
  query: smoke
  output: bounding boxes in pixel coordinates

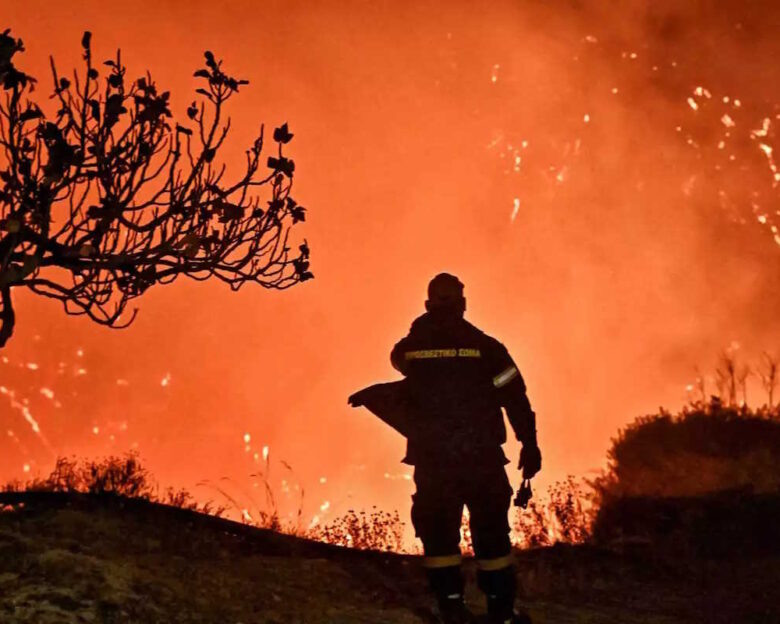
[1,0,778,525]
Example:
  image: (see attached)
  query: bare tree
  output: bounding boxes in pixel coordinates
[715,353,738,406]
[0,30,312,348]
[759,352,778,408]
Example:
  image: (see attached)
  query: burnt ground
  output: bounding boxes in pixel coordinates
[0,492,778,624]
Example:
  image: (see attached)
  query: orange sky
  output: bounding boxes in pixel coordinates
[2,1,779,531]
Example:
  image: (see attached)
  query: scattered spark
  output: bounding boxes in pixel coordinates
[556,167,568,184]
[718,141,726,149]
[694,86,711,98]
[611,87,619,94]
[319,476,327,484]
[320,500,330,512]
[687,97,699,111]
[26,363,39,371]
[92,426,99,435]
[116,379,129,386]
[521,140,528,149]
[241,509,253,523]
[513,153,521,172]
[685,385,694,392]
[23,463,30,473]
[758,215,768,224]
[243,432,251,444]
[262,445,269,462]
[723,96,730,104]
[119,421,128,431]
[76,368,87,376]
[161,372,171,387]
[1,356,7,364]
[721,114,735,128]
[76,349,84,357]
[511,197,520,222]
[583,113,590,123]
[629,52,637,59]
[752,118,771,138]
[734,99,741,108]
[253,452,260,462]
[490,64,500,84]
[40,388,55,400]
[584,35,598,43]
[486,134,503,149]
[309,515,320,528]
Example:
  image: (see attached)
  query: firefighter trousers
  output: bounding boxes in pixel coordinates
[411,458,517,616]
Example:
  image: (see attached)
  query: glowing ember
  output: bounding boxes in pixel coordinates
[511,197,521,222]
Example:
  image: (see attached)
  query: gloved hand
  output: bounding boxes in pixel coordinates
[518,444,542,480]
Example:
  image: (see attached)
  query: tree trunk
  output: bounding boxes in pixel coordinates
[0,285,15,348]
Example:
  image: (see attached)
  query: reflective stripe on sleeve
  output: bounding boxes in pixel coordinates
[476,554,514,571]
[493,366,519,388]
[422,554,463,568]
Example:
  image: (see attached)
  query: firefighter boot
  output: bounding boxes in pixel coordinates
[477,566,531,624]
[426,566,476,624]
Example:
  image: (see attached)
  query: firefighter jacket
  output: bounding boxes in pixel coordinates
[389,311,536,467]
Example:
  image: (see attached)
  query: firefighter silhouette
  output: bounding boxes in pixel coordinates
[349,273,541,624]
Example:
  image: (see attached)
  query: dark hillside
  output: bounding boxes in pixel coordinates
[1,492,779,623]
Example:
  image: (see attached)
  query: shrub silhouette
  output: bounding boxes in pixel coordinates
[511,477,592,549]
[307,507,406,552]
[7,452,225,516]
[593,398,780,502]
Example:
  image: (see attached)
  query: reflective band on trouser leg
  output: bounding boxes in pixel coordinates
[493,366,518,388]
[476,554,514,571]
[423,554,463,568]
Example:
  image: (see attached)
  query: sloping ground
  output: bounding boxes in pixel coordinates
[0,492,778,624]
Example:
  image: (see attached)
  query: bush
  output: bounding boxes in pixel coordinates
[591,397,780,553]
[511,477,593,549]
[307,507,405,552]
[593,398,780,502]
[5,453,225,516]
